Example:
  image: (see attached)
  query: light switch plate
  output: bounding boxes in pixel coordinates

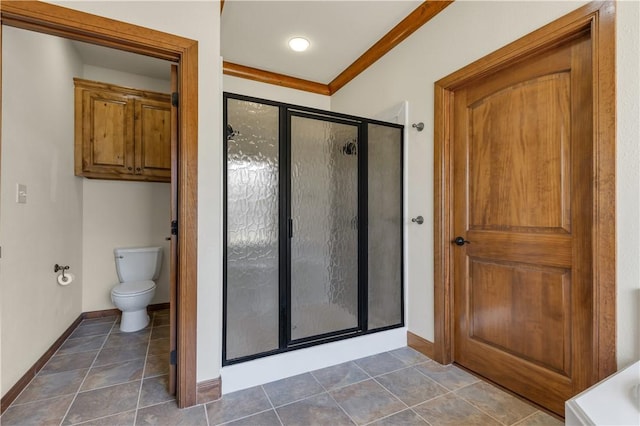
[16,184,27,204]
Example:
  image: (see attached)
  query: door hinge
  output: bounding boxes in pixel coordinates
[170,350,177,365]
[171,220,178,236]
[171,92,179,107]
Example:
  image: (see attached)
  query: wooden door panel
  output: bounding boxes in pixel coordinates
[453,34,593,415]
[469,73,571,232]
[468,259,571,374]
[466,231,571,268]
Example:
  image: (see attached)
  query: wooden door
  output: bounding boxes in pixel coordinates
[168,64,178,396]
[452,34,593,415]
[79,89,134,175]
[134,97,171,181]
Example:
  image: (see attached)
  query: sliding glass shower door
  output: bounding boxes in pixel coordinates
[289,114,360,342]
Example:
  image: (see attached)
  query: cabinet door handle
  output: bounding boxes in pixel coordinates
[136,167,142,172]
[128,167,133,171]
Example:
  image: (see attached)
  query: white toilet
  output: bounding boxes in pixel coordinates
[111,247,163,332]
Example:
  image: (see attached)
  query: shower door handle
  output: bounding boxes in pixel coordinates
[288,218,293,238]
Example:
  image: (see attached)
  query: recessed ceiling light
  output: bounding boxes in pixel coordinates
[288,37,310,52]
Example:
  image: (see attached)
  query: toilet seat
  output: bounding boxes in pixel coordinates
[112,280,156,297]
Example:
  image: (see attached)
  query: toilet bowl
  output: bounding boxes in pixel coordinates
[111,247,163,332]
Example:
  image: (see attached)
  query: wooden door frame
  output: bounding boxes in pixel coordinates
[433,0,616,382]
[0,1,199,407]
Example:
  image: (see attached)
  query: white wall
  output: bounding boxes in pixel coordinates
[81,65,171,312]
[50,0,222,382]
[82,180,171,310]
[331,0,640,368]
[224,75,330,110]
[1,27,84,395]
[83,64,171,93]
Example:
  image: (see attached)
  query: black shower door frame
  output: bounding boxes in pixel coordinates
[223,92,404,366]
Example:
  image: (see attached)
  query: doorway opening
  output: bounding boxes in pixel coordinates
[1,1,198,408]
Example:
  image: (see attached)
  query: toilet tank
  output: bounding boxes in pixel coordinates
[114,247,163,282]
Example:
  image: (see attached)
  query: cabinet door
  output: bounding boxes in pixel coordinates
[134,98,171,180]
[81,89,134,175]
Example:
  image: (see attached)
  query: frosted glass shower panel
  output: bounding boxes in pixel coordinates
[367,124,403,329]
[226,99,280,360]
[290,115,359,341]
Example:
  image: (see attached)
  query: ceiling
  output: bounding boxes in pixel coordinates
[221,1,423,83]
[68,1,425,88]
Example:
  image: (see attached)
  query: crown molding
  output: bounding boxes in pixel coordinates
[223,61,331,96]
[221,1,454,96]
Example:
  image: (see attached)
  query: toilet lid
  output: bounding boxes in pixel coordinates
[112,280,156,296]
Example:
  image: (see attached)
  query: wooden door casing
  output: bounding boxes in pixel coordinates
[434,1,616,417]
[1,0,200,408]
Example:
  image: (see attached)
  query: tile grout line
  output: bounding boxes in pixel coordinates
[259,385,284,426]
[133,312,157,425]
[203,400,211,426]
[451,389,512,426]
[512,410,543,426]
[217,408,277,426]
[71,409,136,426]
[309,370,359,426]
[58,317,118,426]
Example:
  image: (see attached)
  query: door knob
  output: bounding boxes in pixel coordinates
[411,216,424,225]
[453,236,471,246]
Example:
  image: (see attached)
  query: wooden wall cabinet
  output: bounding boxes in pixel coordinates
[74,78,171,182]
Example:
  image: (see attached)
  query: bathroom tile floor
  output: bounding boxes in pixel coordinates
[2,311,563,425]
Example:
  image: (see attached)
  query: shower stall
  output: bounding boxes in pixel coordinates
[224,93,403,364]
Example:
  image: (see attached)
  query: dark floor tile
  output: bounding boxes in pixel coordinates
[330,379,405,425]
[368,409,428,426]
[276,392,354,426]
[0,394,74,425]
[136,401,207,425]
[413,393,501,426]
[312,362,369,391]
[206,385,272,425]
[150,326,170,340]
[152,315,169,327]
[354,352,408,377]
[70,322,114,339]
[81,358,145,391]
[515,411,564,426]
[40,350,98,375]
[388,347,431,366]
[63,381,140,425]
[148,338,169,356]
[103,330,150,349]
[94,342,148,366]
[376,367,448,406]
[414,362,479,391]
[75,410,136,425]
[224,409,281,426]
[263,373,324,407]
[58,335,107,355]
[14,368,87,404]
[144,354,169,378]
[81,316,117,325]
[455,381,537,425]
[139,375,174,407]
